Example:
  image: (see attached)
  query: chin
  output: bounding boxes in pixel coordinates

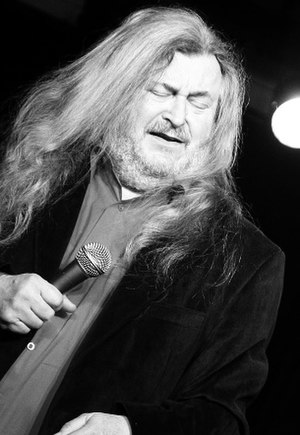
[146,140,186,157]
[142,147,183,169]
[142,159,177,177]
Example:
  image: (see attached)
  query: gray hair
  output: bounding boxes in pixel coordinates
[0,7,246,290]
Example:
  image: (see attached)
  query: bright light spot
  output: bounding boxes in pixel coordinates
[271,97,300,148]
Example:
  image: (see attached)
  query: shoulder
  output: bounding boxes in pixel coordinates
[188,215,285,311]
[220,216,286,312]
[238,217,285,274]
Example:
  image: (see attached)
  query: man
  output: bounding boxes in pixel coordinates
[0,6,284,435]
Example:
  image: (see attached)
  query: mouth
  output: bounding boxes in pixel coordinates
[149,131,185,144]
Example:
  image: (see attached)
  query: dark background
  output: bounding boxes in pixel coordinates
[0,1,299,433]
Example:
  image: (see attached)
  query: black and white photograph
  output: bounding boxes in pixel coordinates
[0,1,299,434]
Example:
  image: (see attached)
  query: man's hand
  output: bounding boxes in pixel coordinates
[0,273,76,334]
[54,412,132,435]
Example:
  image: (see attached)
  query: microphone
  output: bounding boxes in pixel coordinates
[51,242,112,293]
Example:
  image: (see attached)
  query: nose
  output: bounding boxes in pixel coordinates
[163,95,187,127]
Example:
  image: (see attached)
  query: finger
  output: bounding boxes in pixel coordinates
[40,287,76,313]
[59,295,76,313]
[56,414,90,434]
[68,416,106,435]
[57,423,94,435]
[0,318,29,334]
[1,306,44,331]
[24,309,45,329]
[7,319,31,334]
[40,285,64,311]
[30,298,56,321]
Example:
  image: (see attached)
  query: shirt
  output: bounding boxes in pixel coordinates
[0,164,145,435]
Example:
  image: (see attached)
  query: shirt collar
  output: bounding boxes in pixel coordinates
[92,158,141,202]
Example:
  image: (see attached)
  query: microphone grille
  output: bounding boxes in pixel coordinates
[76,243,112,277]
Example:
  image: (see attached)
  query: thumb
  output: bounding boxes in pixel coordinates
[59,295,76,313]
[55,413,90,434]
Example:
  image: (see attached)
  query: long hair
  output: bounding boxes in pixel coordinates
[0,7,246,288]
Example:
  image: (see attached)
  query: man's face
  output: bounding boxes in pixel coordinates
[134,52,222,169]
[111,52,223,190]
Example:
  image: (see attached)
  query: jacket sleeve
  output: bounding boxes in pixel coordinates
[118,248,285,435]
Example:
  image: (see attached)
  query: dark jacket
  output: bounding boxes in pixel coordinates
[0,184,285,435]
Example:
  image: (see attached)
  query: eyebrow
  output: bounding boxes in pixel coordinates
[154,82,213,101]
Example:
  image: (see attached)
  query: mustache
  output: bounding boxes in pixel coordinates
[147,121,190,144]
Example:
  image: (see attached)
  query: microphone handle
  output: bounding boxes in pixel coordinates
[51,260,87,293]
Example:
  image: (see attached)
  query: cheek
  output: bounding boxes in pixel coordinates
[134,107,153,134]
[190,113,215,144]
[136,95,164,130]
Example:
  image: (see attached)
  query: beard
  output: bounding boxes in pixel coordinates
[106,120,207,192]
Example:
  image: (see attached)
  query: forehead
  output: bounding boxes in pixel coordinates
[157,52,223,98]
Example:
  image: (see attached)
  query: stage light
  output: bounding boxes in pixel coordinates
[271,77,300,149]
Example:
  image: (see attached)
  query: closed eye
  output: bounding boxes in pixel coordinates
[150,89,172,98]
[148,82,176,98]
[189,98,210,111]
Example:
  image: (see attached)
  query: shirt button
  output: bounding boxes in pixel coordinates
[27,342,35,351]
[118,204,124,212]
